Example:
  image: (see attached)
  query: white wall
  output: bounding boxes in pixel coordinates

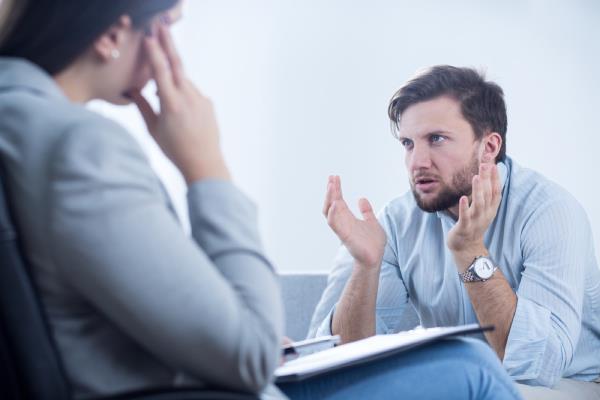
[91,0,600,272]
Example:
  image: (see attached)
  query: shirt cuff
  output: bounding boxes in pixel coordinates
[503,295,552,381]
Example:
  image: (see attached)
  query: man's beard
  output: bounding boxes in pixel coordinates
[411,156,479,213]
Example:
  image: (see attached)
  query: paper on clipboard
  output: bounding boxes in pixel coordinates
[275,323,492,383]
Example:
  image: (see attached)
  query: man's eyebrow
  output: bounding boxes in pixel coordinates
[398,130,452,140]
[426,130,453,136]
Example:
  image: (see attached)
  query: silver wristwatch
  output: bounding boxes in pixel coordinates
[459,256,497,283]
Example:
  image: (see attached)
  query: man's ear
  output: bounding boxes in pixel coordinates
[91,15,132,62]
[481,132,502,163]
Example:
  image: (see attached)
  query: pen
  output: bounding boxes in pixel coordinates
[281,335,341,362]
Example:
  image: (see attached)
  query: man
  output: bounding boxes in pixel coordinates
[310,65,600,399]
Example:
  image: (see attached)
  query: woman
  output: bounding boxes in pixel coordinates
[0,1,522,399]
[0,0,283,397]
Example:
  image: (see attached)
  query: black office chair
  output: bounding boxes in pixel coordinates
[0,173,258,400]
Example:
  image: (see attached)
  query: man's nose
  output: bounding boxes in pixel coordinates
[408,144,432,171]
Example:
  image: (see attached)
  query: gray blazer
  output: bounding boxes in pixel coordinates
[0,57,283,398]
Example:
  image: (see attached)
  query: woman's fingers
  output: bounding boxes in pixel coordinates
[143,35,176,106]
[157,23,185,87]
[157,26,184,84]
[129,89,157,135]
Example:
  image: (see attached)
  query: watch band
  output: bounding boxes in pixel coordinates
[459,268,479,283]
[459,256,498,283]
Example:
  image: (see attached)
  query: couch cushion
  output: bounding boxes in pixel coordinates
[279,272,328,341]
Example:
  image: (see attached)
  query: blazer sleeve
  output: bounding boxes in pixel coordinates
[45,118,283,393]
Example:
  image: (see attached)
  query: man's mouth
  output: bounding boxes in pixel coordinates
[414,177,439,192]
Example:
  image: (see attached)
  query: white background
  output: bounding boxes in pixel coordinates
[91,0,600,272]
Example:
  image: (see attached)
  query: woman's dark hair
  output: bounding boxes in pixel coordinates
[0,0,178,75]
[388,65,508,162]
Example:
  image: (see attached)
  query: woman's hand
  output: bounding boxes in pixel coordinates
[130,22,230,184]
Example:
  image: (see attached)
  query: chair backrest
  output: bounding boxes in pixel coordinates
[0,174,71,399]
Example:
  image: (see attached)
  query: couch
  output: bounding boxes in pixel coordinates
[278,271,329,341]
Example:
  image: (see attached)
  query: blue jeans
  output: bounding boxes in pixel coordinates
[277,337,522,400]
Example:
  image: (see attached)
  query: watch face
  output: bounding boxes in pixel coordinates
[474,258,495,279]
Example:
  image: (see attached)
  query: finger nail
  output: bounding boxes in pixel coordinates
[160,14,171,25]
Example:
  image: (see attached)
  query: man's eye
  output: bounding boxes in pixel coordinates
[400,139,413,148]
[431,135,445,143]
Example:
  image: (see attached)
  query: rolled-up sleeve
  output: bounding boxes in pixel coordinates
[503,195,592,387]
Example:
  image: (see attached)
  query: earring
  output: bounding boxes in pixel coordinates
[110,49,120,59]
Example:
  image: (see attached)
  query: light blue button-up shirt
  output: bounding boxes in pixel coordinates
[309,157,600,387]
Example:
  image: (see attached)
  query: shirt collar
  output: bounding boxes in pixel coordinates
[435,159,509,221]
[0,57,67,101]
